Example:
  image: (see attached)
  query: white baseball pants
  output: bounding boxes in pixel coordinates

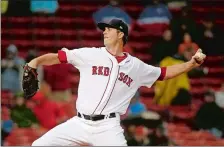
[32,114,127,146]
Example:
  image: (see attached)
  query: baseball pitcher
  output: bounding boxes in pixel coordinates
[23,18,206,146]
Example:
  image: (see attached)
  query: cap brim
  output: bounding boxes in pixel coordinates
[97,22,116,31]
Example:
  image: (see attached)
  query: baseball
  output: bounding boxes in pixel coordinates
[194,49,206,63]
[195,52,202,60]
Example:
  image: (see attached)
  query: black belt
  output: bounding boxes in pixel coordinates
[77,112,116,121]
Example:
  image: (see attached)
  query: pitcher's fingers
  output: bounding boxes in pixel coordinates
[193,55,200,60]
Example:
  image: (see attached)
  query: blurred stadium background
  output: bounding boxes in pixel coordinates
[1,0,224,146]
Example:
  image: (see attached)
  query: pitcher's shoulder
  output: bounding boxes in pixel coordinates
[77,47,105,53]
[131,56,144,64]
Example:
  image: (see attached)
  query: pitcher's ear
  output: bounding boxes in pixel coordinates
[118,31,124,39]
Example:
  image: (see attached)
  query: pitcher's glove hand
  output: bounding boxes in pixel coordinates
[22,64,39,99]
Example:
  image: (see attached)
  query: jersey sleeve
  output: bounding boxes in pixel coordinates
[58,47,88,68]
[138,61,162,88]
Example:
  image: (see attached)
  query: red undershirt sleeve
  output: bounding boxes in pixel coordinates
[157,67,167,81]
[58,50,68,63]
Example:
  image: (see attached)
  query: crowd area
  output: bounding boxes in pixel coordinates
[1,0,224,146]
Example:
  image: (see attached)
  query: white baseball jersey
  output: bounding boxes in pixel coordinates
[58,47,163,115]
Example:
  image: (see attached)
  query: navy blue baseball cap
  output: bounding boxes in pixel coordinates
[97,18,128,36]
[97,18,129,44]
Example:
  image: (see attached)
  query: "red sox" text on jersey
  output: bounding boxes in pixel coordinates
[92,66,133,87]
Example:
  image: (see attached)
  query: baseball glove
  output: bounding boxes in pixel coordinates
[22,64,39,99]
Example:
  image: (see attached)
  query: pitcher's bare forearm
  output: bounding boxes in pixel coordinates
[164,61,194,80]
[28,53,60,68]
[163,49,206,80]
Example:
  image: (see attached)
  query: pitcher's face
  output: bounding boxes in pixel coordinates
[103,27,120,46]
